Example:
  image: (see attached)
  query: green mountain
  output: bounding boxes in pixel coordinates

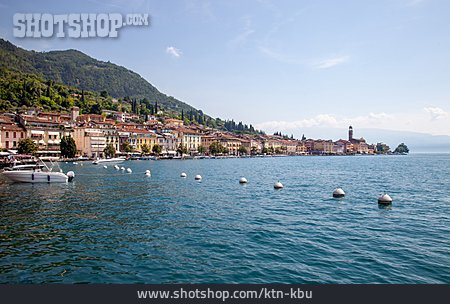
[0,39,262,134]
[0,38,196,113]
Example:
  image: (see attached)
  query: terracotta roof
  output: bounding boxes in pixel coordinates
[22,116,60,124]
[0,124,25,131]
[176,128,200,135]
[128,128,154,134]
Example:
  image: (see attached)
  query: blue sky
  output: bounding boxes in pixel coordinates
[1,0,449,138]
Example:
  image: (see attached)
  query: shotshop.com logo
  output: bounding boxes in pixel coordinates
[13,13,149,38]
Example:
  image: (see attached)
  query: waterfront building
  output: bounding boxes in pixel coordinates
[348,126,369,154]
[0,115,26,151]
[303,139,315,154]
[201,134,216,153]
[249,139,263,154]
[296,142,307,155]
[128,129,157,153]
[262,137,283,152]
[279,140,299,155]
[313,140,335,155]
[102,128,121,153]
[159,132,178,156]
[17,114,71,157]
[239,139,252,154]
[335,139,353,154]
[217,134,242,155]
[73,127,107,158]
[175,127,202,153]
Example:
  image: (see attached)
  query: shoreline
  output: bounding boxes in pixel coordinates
[58,153,408,162]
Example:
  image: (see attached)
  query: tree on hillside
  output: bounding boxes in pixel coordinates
[394,143,409,154]
[152,144,162,155]
[238,146,248,155]
[209,142,227,155]
[60,136,77,158]
[17,138,38,155]
[121,141,133,153]
[103,143,116,158]
[177,143,188,155]
[141,143,151,155]
[197,145,206,154]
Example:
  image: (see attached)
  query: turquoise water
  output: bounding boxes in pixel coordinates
[0,154,449,283]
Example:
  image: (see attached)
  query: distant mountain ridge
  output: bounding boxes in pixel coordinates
[0,38,196,113]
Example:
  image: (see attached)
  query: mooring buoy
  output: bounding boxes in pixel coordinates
[333,188,345,198]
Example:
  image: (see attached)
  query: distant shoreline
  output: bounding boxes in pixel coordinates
[56,153,414,163]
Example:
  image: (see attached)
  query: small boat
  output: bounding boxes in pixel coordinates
[92,157,125,165]
[2,159,74,183]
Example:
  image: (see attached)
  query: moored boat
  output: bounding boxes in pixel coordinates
[1,159,74,183]
[92,157,125,165]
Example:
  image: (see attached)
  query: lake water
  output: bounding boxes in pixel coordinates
[0,154,449,283]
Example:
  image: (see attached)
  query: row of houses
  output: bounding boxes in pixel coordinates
[0,107,389,158]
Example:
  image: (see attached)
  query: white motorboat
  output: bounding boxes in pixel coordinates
[2,159,74,183]
[92,157,125,165]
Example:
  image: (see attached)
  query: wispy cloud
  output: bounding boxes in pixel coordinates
[313,55,350,69]
[166,46,182,58]
[258,46,304,65]
[424,107,448,120]
[228,16,255,49]
[256,5,308,64]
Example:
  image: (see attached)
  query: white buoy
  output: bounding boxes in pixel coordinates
[378,194,393,204]
[65,162,68,164]
[120,167,125,171]
[126,168,132,173]
[67,171,75,182]
[145,172,151,177]
[180,172,187,178]
[145,169,151,174]
[239,177,248,184]
[274,181,284,189]
[195,174,202,180]
[333,188,345,198]
[103,165,108,169]
[80,163,83,166]
[114,165,119,170]
[73,162,78,165]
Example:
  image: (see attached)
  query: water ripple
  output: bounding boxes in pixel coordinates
[1,154,449,283]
